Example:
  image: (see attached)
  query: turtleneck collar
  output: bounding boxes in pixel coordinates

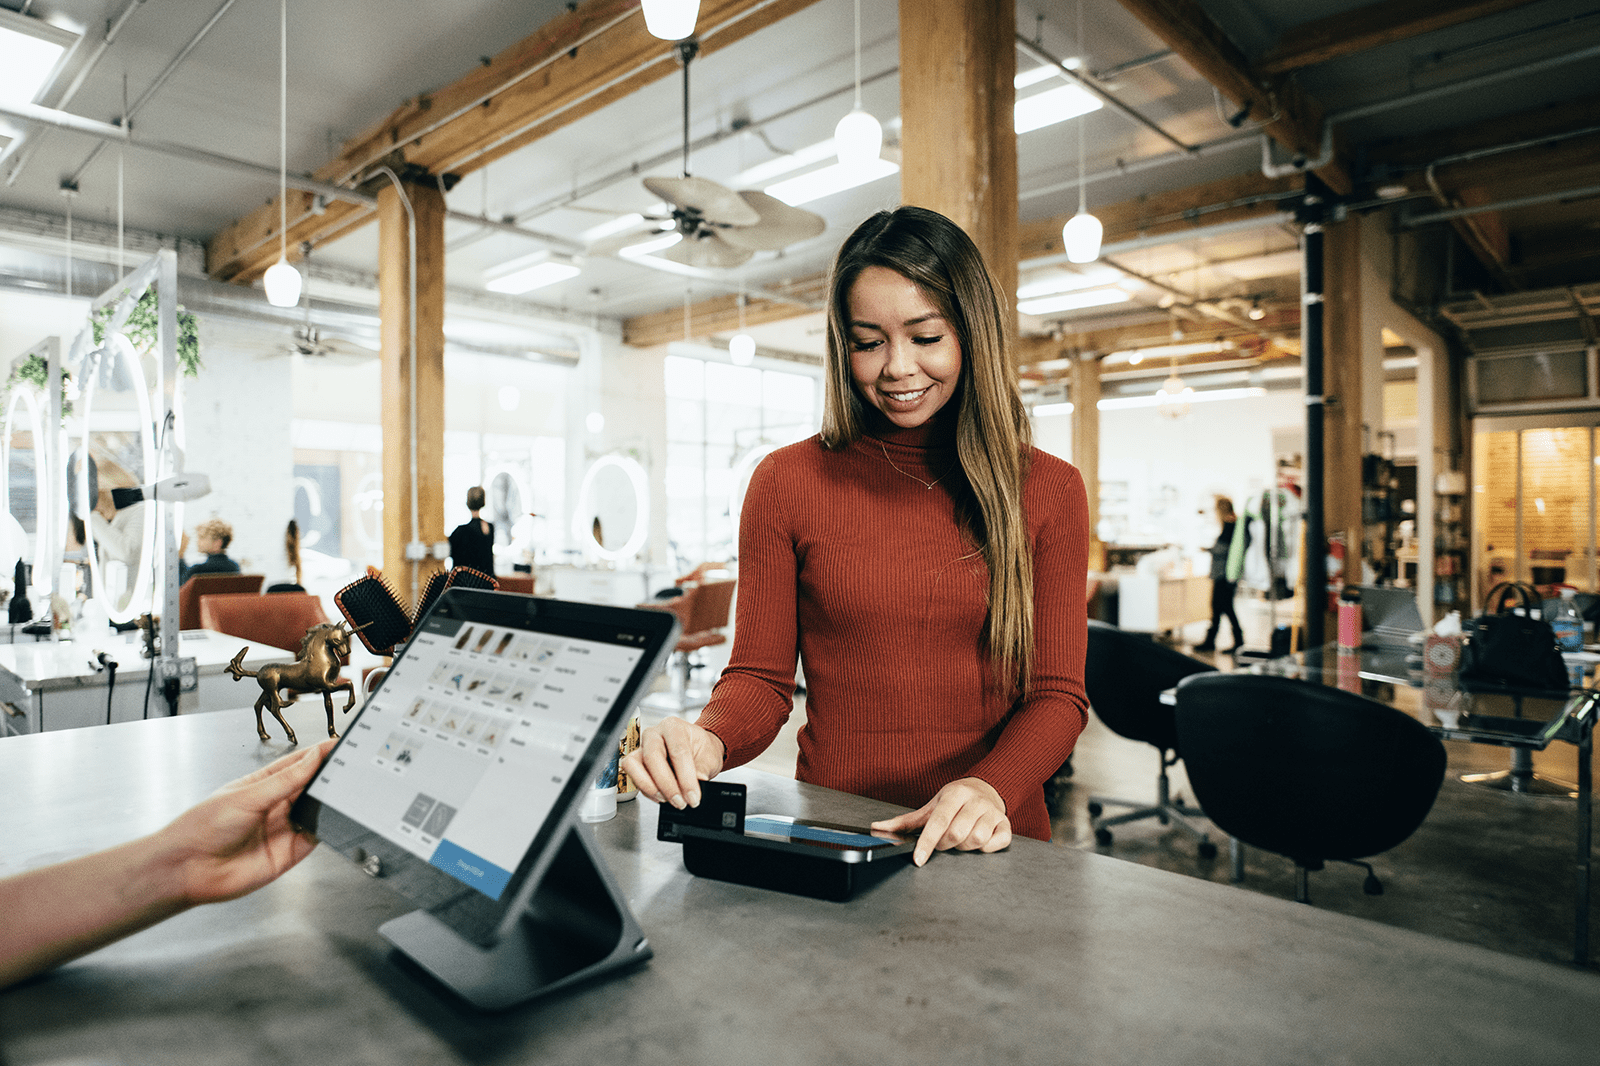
[860,396,960,450]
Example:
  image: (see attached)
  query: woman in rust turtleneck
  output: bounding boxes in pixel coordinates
[624,207,1091,866]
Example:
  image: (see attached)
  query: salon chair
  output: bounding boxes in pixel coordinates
[178,573,263,630]
[200,590,331,654]
[639,578,737,713]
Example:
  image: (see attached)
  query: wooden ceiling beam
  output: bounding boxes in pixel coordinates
[1256,0,1544,75]
[1115,0,1350,194]
[206,0,821,284]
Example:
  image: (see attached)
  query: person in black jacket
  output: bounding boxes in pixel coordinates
[448,486,495,576]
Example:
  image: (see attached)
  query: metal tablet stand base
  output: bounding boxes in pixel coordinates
[378,823,651,1011]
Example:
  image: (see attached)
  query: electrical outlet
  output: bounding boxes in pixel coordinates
[159,657,200,692]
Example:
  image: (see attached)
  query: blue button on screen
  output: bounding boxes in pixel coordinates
[429,839,513,899]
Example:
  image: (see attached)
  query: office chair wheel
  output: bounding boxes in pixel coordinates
[1197,840,1218,861]
[1094,827,1113,847]
[1087,801,1103,818]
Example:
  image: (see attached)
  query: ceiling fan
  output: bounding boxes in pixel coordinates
[279,245,378,364]
[588,39,825,269]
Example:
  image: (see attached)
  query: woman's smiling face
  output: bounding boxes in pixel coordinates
[846,266,962,430]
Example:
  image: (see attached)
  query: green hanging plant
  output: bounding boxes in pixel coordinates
[91,287,202,378]
[2,354,72,419]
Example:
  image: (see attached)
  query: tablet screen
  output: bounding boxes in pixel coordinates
[293,590,677,944]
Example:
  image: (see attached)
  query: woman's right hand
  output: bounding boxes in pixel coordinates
[621,716,725,809]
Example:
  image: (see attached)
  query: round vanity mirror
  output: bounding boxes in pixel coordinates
[0,385,48,588]
[77,333,158,624]
[573,454,648,563]
[487,469,526,547]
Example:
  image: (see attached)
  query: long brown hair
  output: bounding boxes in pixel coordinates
[820,206,1036,692]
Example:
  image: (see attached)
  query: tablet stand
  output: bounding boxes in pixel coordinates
[378,823,651,1011]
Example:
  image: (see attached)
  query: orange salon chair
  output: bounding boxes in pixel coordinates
[200,591,331,654]
[179,573,263,631]
[640,577,737,713]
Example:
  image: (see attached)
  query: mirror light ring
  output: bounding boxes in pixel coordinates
[2,384,48,572]
[573,454,650,563]
[727,442,778,550]
[78,333,159,625]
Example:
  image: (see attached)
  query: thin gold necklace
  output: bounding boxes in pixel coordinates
[877,439,957,490]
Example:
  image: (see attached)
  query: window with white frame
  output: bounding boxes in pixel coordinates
[663,354,821,570]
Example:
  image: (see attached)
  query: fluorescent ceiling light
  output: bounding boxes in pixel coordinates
[1106,340,1233,361]
[732,139,841,188]
[765,156,898,206]
[620,231,684,259]
[582,213,647,242]
[1031,401,1075,417]
[1015,83,1101,134]
[484,250,581,294]
[1098,386,1266,410]
[1017,267,1120,300]
[1017,287,1129,316]
[0,9,77,107]
[1015,58,1081,89]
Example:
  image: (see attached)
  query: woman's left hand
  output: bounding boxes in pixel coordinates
[870,777,1011,867]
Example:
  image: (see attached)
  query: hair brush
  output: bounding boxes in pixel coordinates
[335,572,413,655]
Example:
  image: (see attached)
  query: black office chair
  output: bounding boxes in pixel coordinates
[1174,673,1447,904]
[1083,621,1218,858]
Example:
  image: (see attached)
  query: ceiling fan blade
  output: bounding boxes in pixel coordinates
[587,221,671,258]
[644,175,760,227]
[718,191,828,251]
[659,232,754,269]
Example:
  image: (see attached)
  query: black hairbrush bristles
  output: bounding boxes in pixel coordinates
[335,573,412,655]
[445,566,498,592]
[412,570,450,627]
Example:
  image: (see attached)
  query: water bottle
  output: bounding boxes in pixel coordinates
[1552,589,1584,653]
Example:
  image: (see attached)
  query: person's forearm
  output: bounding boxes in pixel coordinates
[0,833,189,989]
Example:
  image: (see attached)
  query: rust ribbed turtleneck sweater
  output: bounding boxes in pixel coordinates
[695,413,1090,841]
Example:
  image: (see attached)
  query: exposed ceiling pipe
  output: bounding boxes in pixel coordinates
[1020,130,1259,202]
[63,0,243,189]
[1328,43,1600,126]
[1015,35,1195,156]
[0,0,149,183]
[1403,181,1600,227]
[0,98,582,255]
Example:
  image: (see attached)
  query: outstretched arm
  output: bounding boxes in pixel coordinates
[0,738,334,990]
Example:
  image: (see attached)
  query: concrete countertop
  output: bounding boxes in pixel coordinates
[1,706,1597,1066]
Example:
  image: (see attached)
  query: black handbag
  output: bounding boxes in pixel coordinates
[1458,582,1569,692]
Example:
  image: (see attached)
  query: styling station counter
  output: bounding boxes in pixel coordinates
[0,631,293,736]
[2,707,1597,1066]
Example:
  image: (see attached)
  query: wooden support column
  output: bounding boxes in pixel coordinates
[379,178,447,609]
[1322,216,1365,590]
[898,0,1018,312]
[1070,353,1103,571]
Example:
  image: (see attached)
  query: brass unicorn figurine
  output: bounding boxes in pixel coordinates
[227,620,368,744]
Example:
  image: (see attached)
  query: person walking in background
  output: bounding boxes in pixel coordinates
[1195,496,1245,652]
[448,486,495,576]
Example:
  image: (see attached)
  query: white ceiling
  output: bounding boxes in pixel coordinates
[2,0,1598,358]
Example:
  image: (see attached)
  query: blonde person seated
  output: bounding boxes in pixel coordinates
[622,207,1091,867]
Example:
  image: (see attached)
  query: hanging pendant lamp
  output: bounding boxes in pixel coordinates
[642,0,700,41]
[835,0,882,166]
[263,0,301,308]
[1060,0,1101,264]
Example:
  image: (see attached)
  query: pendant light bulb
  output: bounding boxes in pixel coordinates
[729,333,756,365]
[835,108,883,166]
[642,0,700,41]
[264,257,303,307]
[1062,211,1103,264]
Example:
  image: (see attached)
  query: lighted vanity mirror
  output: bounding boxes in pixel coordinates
[77,334,158,624]
[1,385,47,581]
[574,454,649,563]
[487,469,526,547]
